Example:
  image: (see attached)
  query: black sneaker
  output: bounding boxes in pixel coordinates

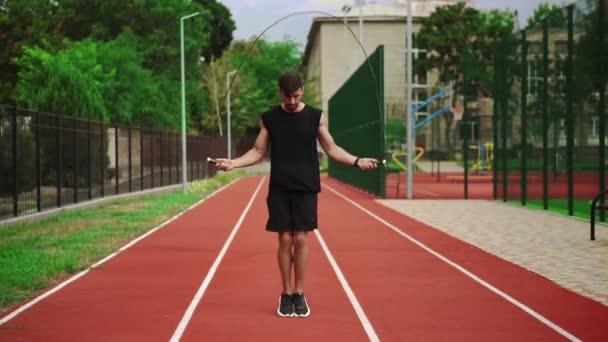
[292,292,310,317]
[277,293,294,317]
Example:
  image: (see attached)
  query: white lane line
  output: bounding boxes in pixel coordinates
[415,188,440,197]
[323,183,582,342]
[170,177,265,342]
[315,230,380,342]
[0,178,242,326]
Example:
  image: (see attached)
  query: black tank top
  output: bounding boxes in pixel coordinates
[261,104,322,192]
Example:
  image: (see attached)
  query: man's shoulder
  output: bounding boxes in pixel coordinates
[261,105,281,118]
[304,104,322,114]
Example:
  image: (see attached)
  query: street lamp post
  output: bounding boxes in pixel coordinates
[356,0,365,62]
[342,5,351,81]
[180,11,200,193]
[226,70,237,159]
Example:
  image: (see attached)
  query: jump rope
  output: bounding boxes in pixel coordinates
[208,10,388,166]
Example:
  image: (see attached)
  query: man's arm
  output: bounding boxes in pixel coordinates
[213,120,269,171]
[317,112,378,170]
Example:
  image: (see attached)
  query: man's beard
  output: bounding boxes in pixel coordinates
[284,102,299,111]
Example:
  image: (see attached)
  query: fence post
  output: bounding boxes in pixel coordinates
[493,43,499,200]
[521,30,528,206]
[463,48,470,200]
[189,138,193,183]
[73,118,77,204]
[151,130,155,188]
[599,0,606,221]
[87,119,92,200]
[542,18,549,210]
[115,126,119,194]
[11,106,18,216]
[160,132,164,186]
[197,138,200,180]
[168,132,172,185]
[35,111,41,212]
[140,127,144,191]
[100,122,105,197]
[500,40,508,202]
[176,133,180,184]
[128,126,132,193]
[57,115,62,207]
[567,5,575,216]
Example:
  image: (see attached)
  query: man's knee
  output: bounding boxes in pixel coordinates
[293,231,308,248]
[278,232,293,248]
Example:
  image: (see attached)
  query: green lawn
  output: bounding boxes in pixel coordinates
[510,199,593,220]
[0,171,243,313]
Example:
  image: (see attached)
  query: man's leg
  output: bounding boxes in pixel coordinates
[277,232,294,294]
[292,231,311,317]
[293,231,309,293]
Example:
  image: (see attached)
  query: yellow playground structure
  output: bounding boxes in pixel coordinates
[469,142,494,174]
[391,147,425,171]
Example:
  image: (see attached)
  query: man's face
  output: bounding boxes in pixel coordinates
[280,87,304,111]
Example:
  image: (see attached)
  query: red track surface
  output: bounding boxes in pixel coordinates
[1,176,607,341]
[385,172,601,200]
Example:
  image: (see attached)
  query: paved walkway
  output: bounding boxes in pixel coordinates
[377,199,608,306]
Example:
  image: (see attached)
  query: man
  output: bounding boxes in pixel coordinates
[212,72,378,317]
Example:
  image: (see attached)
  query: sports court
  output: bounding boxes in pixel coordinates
[1,175,607,341]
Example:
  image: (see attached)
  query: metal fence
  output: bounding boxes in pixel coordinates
[328,45,386,197]
[493,0,606,217]
[0,105,227,221]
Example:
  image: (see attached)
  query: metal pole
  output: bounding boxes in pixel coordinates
[73,119,77,204]
[140,127,144,191]
[226,70,237,159]
[464,48,469,200]
[492,44,499,200]
[598,0,606,222]
[342,6,351,80]
[115,126,119,195]
[100,122,104,197]
[406,0,413,199]
[542,19,549,210]
[521,31,528,206]
[87,119,92,200]
[180,12,200,193]
[128,126,132,193]
[35,111,41,212]
[11,107,18,216]
[567,5,574,216]
[358,0,364,62]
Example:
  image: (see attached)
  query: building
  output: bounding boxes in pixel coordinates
[302,0,472,124]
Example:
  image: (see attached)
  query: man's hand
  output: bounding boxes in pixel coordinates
[356,158,380,171]
[211,158,235,172]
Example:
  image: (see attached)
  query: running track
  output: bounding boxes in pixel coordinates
[1,176,607,341]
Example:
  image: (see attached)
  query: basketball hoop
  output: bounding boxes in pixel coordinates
[452,106,464,121]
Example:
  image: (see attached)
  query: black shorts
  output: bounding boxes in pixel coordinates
[265,191,318,232]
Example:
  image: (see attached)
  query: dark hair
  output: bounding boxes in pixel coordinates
[278,72,304,95]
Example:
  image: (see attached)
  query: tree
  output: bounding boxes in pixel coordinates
[0,0,68,104]
[527,3,567,28]
[415,2,516,155]
[14,41,112,122]
[199,38,306,137]
[193,0,235,61]
[1,0,235,131]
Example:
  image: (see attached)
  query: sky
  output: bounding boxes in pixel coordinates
[218,0,567,49]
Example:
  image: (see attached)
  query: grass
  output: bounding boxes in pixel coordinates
[508,199,592,220]
[0,171,244,313]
